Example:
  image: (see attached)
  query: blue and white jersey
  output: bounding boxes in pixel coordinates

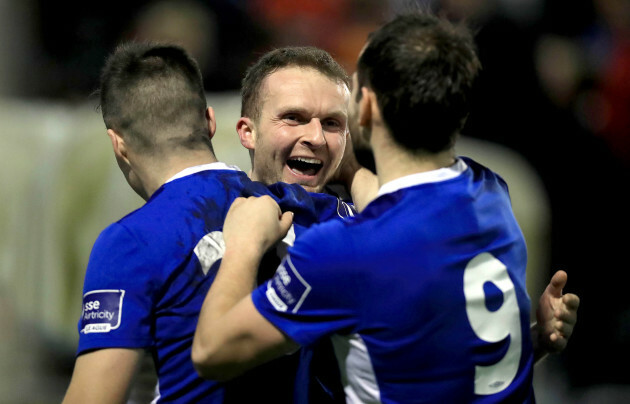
[252,157,535,403]
[77,163,350,403]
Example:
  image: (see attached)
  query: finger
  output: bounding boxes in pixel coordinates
[264,195,281,207]
[263,195,283,218]
[555,307,577,327]
[259,194,276,204]
[279,211,294,234]
[550,335,568,351]
[562,293,580,310]
[229,196,250,211]
[554,295,579,324]
[555,321,574,339]
[231,196,246,206]
[548,270,568,296]
[544,331,567,353]
[257,195,281,215]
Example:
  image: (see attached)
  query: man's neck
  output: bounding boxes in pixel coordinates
[372,134,456,187]
[140,152,219,199]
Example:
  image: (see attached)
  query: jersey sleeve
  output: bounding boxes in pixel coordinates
[251,220,360,347]
[76,223,156,355]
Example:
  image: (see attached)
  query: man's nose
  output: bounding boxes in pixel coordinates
[301,119,326,148]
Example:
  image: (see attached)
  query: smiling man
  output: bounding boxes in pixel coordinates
[61,41,357,404]
[217,44,579,404]
[192,11,581,403]
[236,47,350,194]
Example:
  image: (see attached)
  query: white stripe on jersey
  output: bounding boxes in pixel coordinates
[331,333,382,404]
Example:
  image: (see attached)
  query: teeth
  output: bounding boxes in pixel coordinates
[287,157,323,176]
[290,157,322,164]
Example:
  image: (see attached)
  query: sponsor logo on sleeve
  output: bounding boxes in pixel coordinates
[265,285,288,312]
[265,255,311,313]
[80,290,125,334]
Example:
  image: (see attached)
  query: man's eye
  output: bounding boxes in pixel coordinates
[323,119,341,129]
[283,114,300,122]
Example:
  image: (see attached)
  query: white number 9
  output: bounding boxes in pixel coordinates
[464,252,522,395]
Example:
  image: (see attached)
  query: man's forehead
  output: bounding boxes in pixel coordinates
[263,66,349,95]
[260,66,350,112]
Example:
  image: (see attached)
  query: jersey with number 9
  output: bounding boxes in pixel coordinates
[252,157,535,403]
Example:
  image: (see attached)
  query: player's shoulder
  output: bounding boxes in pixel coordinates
[124,169,247,225]
[114,199,172,239]
[86,222,153,283]
[460,156,508,187]
[265,182,354,225]
[290,211,358,261]
[283,219,365,294]
[93,221,137,251]
[157,168,250,201]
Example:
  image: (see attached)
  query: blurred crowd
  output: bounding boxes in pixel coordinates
[4,0,628,167]
[1,0,629,399]
[4,0,630,172]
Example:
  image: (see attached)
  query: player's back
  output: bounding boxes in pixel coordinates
[78,165,350,403]
[256,157,535,403]
[344,157,533,403]
[79,165,255,402]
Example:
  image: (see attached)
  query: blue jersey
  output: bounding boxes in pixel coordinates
[77,163,350,403]
[252,157,535,403]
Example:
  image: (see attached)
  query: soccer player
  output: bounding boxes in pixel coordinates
[237,46,347,194]
[223,43,579,402]
[192,11,578,402]
[62,39,576,404]
[233,47,579,348]
[61,42,349,404]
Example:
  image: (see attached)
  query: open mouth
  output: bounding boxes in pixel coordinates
[287,157,323,176]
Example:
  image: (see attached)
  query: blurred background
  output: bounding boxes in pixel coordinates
[1,0,629,402]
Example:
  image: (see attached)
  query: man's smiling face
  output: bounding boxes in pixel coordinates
[247,66,349,193]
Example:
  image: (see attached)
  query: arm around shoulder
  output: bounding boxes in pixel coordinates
[192,196,298,381]
[192,294,298,381]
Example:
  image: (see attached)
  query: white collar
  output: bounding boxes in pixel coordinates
[165,162,242,184]
[377,158,467,197]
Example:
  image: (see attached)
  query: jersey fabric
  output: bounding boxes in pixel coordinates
[252,157,535,404]
[292,185,356,404]
[76,163,351,403]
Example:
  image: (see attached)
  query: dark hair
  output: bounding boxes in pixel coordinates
[99,42,212,154]
[241,46,350,122]
[357,12,481,153]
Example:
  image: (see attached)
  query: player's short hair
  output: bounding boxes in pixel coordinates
[357,11,481,153]
[241,46,350,122]
[99,42,212,154]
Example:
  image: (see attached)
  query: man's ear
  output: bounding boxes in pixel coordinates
[359,87,373,127]
[206,106,216,140]
[107,129,130,165]
[236,117,256,150]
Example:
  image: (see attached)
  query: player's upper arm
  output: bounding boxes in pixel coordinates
[192,295,298,381]
[62,348,144,404]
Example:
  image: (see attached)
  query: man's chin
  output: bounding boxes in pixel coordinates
[283,170,326,193]
[298,182,324,193]
[279,177,323,193]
